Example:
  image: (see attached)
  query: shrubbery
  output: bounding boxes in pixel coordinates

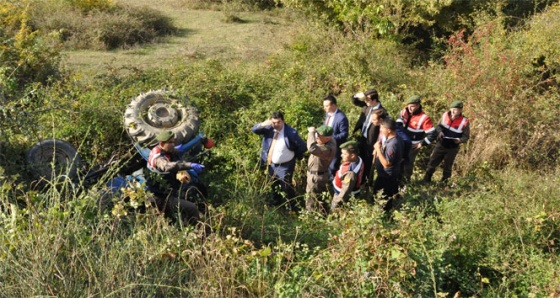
[180,0,279,10]
[0,1,62,90]
[2,165,559,296]
[28,0,177,50]
[413,16,560,172]
[278,0,559,54]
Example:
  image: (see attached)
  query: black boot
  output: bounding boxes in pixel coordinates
[421,169,434,184]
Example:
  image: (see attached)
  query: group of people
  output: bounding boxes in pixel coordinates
[252,90,470,214]
[142,89,470,225]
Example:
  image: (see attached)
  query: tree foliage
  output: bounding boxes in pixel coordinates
[516,2,560,76]
[0,0,62,92]
[278,0,559,51]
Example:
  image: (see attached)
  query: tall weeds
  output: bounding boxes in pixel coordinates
[28,0,177,50]
[415,19,560,172]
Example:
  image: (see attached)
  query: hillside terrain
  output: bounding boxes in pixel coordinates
[63,0,298,74]
[1,0,560,296]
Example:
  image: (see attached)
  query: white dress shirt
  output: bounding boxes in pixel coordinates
[271,127,295,164]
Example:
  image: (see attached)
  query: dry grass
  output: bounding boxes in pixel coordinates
[61,0,300,75]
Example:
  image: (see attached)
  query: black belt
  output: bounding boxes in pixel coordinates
[308,170,327,175]
[269,159,296,167]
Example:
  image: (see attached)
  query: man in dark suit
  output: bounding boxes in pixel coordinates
[252,111,307,211]
[323,94,349,177]
[352,89,386,186]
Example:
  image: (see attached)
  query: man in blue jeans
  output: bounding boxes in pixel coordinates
[252,111,307,211]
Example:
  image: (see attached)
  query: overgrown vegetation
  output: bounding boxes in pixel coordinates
[278,0,558,56]
[1,0,560,296]
[26,0,177,50]
[179,0,278,10]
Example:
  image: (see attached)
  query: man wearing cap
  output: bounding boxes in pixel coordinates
[373,118,404,211]
[422,100,470,184]
[323,94,349,177]
[305,125,337,213]
[351,89,386,186]
[147,130,206,226]
[252,111,307,210]
[396,95,436,182]
[331,141,365,211]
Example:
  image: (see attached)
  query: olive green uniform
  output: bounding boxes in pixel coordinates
[305,131,337,212]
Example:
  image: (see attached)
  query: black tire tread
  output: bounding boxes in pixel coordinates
[26,139,82,181]
[124,89,200,147]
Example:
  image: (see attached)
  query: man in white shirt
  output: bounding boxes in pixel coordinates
[252,111,307,211]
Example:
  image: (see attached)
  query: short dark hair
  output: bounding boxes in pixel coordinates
[323,94,337,105]
[380,118,396,131]
[270,111,284,121]
[371,108,387,120]
[365,89,379,102]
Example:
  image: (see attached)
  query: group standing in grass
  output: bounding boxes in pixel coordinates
[252,90,470,214]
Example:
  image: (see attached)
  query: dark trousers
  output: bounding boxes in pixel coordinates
[328,148,342,177]
[403,145,421,181]
[147,178,201,226]
[268,159,298,210]
[150,190,200,226]
[358,136,374,185]
[425,143,460,181]
[373,175,399,211]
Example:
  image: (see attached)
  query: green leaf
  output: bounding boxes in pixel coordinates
[259,246,272,257]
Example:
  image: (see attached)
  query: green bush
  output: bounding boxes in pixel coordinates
[0,1,62,90]
[179,0,279,10]
[278,0,559,54]
[514,2,560,85]
[96,11,154,50]
[65,0,116,13]
[27,0,177,50]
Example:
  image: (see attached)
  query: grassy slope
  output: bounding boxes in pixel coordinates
[44,2,560,296]
[62,0,298,75]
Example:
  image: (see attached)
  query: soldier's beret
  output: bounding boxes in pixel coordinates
[156,130,175,142]
[340,141,359,154]
[450,100,464,108]
[316,125,333,136]
[406,95,421,105]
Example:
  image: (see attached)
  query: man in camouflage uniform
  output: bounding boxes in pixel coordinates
[305,125,337,213]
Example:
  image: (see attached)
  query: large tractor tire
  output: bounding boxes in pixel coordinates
[124,90,200,147]
[26,139,82,181]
